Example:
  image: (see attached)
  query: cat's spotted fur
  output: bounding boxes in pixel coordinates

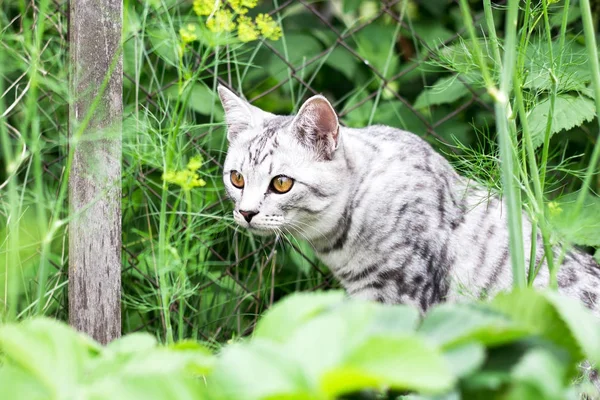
[218,85,600,315]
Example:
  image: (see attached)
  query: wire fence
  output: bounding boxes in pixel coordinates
[2,0,495,342]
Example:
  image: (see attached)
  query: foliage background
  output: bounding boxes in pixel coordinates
[1,0,600,347]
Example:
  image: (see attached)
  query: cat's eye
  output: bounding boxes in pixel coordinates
[270,175,294,194]
[230,170,245,189]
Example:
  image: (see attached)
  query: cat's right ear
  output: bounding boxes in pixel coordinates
[217,84,255,142]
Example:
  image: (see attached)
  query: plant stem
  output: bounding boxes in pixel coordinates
[460,0,526,287]
[573,0,600,218]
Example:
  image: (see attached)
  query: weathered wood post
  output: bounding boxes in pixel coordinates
[69,0,122,344]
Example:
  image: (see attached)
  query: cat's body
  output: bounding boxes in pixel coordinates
[218,85,600,315]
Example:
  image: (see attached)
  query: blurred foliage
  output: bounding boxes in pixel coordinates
[2,290,600,399]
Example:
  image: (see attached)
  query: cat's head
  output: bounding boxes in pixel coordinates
[218,85,346,240]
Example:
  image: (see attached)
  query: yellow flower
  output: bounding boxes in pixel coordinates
[186,155,204,172]
[207,9,236,33]
[162,169,206,190]
[255,13,281,41]
[228,0,257,14]
[193,0,218,16]
[548,201,563,216]
[237,16,259,42]
[179,24,198,44]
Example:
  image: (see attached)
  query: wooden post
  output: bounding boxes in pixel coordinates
[68,0,122,344]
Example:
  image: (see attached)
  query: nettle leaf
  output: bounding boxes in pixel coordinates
[526,94,596,149]
[524,40,589,91]
[208,340,314,400]
[442,342,486,379]
[508,348,568,399]
[321,335,455,397]
[419,303,529,348]
[0,318,101,399]
[324,47,358,80]
[414,75,471,109]
[253,291,346,343]
[166,83,223,117]
[547,191,600,247]
[491,289,600,367]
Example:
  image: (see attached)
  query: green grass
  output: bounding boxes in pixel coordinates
[1,0,599,347]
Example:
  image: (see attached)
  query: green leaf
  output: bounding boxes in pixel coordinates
[547,191,600,247]
[253,291,346,343]
[543,291,600,365]
[209,340,314,400]
[166,83,223,117]
[0,318,100,399]
[442,343,486,378]
[324,47,358,80]
[527,94,596,149]
[414,75,471,109]
[419,303,529,348]
[508,349,567,400]
[491,289,600,367]
[0,364,48,400]
[321,335,455,397]
[343,0,363,14]
[524,40,590,91]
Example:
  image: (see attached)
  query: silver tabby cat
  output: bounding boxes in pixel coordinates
[218,84,600,315]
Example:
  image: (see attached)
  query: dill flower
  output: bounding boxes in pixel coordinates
[228,0,257,14]
[186,155,204,172]
[207,9,236,33]
[255,13,281,41]
[548,201,563,216]
[162,156,206,190]
[237,16,259,42]
[162,170,206,190]
[179,24,198,44]
[193,0,217,16]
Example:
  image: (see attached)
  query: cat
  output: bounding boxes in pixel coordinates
[217,84,600,316]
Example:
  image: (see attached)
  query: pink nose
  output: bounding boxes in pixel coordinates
[239,210,258,223]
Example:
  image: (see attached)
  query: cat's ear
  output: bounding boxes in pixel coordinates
[217,84,258,141]
[292,95,339,160]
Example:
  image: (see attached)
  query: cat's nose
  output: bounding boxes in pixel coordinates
[239,210,259,223]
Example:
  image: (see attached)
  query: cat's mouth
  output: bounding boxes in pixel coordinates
[233,211,280,236]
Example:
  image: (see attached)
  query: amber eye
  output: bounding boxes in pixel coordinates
[230,170,245,189]
[270,175,294,194]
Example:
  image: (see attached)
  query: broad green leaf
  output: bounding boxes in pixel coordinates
[353,24,400,78]
[414,75,470,109]
[147,29,179,67]
[321,336,455,396]
[166,83,222,117]
[419,303,529,348]
[283,300,419,378]
[254,291,345,343]
[543,291,600,365]
[547,191,600,247]
[342,0,363,14]
[508,349,567,400]
[0,318,100,399]
[527,94,596,149]
[442,342,486,378]
[0,364,48,400]
[324,47,358,80]
[209,340,314,400]
[105,332,158,355]
[266,33,323,84]
[86,375,208,400]
[524,40,590,91]
[490,289,587,366]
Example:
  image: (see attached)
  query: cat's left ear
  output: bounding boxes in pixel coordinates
[217,84,263,142]
[292,95,339,160]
